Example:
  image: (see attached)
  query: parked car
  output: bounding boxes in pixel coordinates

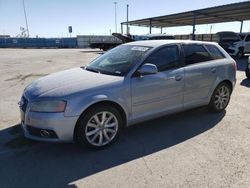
[217,31,250,59]
[19,40,236,149]
[90,33,175,51]
[246,56,250,79]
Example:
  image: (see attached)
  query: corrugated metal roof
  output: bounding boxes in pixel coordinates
[122,1,250,28]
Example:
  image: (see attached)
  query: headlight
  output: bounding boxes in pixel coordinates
[30,101,67,113]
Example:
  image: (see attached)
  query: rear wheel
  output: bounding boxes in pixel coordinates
[209,83,232,112]
[75,105,123,149]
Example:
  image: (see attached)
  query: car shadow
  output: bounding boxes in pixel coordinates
[240,78,250,87]
[236,56,248,71]
[0,107,225,188]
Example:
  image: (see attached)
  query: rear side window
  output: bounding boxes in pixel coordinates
[183,44,213,65]
[205,45,225,60]
[144,45,180,72]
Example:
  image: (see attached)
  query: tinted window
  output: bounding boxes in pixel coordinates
[205,45,225,60]
[183,45,212,65]
[144,45,180,72]
[245,35,250,42]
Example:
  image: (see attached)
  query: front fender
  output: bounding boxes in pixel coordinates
[64,90,131,120]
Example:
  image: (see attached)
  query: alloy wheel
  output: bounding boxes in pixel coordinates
[214,85,230,110]
[85,111,118,146]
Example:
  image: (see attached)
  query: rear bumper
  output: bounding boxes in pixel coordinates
[20,109,79,143]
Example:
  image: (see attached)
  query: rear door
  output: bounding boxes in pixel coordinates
[131,45,184,119]
[182,44,219,108]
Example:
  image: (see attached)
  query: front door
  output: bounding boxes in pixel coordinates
[131,45,184,120]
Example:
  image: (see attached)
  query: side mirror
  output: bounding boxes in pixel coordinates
[137,63,158,76]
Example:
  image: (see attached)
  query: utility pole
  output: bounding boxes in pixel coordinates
[22,0,30,37]
[126,4,129,35]
[114,2,117,33]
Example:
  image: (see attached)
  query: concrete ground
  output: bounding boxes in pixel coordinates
[0,49,250,188]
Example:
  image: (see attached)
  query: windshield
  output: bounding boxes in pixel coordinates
[86,45,151,76]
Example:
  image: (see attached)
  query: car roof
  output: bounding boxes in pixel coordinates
[138,34,174,38]
[124,40,218,48]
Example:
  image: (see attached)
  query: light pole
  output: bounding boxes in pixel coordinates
[126,4,129,35]
[22,0,30,37]
[114,2,117,33]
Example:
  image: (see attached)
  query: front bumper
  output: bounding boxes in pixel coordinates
[20,108,79,143]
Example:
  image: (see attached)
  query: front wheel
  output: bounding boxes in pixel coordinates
[75,105,123,149]
[209,83,232,112]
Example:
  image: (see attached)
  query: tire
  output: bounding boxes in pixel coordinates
[246,67,250,79]
[208,82,232,112]
[75,105,123,149]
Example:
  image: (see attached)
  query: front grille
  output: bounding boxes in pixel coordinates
[20,96,28,112]
[26,125,58,138]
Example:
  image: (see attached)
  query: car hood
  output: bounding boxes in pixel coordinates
[24,68,124,100]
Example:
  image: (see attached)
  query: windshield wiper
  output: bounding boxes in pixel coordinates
[84,66,100,73]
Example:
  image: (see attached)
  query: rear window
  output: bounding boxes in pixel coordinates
[205,45,225,60]
[183,44,213,65]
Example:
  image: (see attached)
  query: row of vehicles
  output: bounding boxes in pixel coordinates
[217,32,250,79]
[90,32,250,79]
[90,32,250,60]
[217,32,250,59]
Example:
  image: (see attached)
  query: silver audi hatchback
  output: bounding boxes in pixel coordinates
[19,40,236,149]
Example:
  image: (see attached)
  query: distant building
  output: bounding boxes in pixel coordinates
[0,35,10,38]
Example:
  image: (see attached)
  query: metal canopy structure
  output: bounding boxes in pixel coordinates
[121,1,250,39]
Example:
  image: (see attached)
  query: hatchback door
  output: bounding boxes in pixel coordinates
[131,45,184,120]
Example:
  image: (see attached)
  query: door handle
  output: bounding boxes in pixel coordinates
[175,75,183,81]
[211,68,216,73]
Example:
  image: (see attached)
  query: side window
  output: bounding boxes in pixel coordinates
[183,44,213,65]
[144,45,180,72]
[245,35,250,42]
[205,45,225,60]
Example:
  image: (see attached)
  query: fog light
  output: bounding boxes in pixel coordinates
[40,130,50,137]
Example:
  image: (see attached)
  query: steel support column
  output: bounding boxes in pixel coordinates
[121,23,123,34]
[126,4,129,34]
[192,13,196,40]
[160,27,163,34]
[240,20,243,33]
[149,19,152,34]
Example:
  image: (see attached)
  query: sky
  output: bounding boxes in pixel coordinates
[0,0,250,37]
